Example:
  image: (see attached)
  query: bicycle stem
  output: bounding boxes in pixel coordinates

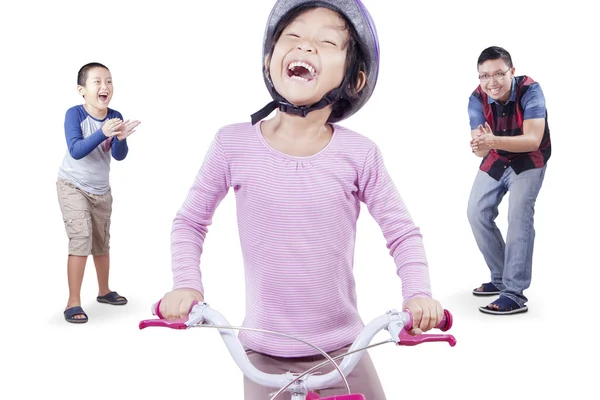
[191,304,350,393]
[270,340,393,400]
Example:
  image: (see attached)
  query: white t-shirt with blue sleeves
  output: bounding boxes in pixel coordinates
[58,105,128,195]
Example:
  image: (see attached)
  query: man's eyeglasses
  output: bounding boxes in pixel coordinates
[478,68,510,82]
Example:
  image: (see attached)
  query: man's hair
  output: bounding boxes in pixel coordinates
[477,46,513,69]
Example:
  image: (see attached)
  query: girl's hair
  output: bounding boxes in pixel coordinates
[267,5,367,120]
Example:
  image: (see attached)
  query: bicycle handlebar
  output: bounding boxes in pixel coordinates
[139,301,456,395]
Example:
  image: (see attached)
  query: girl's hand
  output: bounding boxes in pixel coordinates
[158,288,204,320]
[402,297,444,335]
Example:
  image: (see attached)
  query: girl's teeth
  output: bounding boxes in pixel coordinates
[291,75,309,82]
[288,61,316,77]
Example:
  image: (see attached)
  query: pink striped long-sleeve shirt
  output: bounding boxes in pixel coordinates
[171,122,432,357]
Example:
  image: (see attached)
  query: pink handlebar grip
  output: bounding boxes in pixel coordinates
[399,309,456,347]
[405,309,453,332]
[138,299,200,330]
[436,309,453,331]
[151,299,199,318]
[152,300,164,318]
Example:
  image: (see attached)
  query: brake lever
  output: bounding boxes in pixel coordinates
[138,300,207,330]
[397,329,457,347]
[386,309,457,347]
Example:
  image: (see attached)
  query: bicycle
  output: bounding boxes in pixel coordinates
[139,301,457,400]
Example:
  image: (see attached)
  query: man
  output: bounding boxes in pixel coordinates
[467,46,551,315]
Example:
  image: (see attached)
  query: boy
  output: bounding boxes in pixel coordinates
[57,62,140,323]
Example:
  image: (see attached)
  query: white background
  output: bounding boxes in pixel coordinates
[1,0,597,399]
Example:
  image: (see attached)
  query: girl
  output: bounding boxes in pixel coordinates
[160,1,444,398]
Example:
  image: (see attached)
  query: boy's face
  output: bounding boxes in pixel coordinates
[78,67,113,111]
[269,7,349,107]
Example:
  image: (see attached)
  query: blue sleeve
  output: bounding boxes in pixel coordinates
[111,110,129,161]
[468,94,486,130]
[521,83,547,120]
[64,108,106,160]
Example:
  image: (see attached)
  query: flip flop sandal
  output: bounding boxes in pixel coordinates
[472,282,501,296]
[479,296,528,315]
[64,306,88,323]
[97,291,128,305]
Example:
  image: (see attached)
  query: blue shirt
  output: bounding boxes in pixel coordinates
[468,77,547,130]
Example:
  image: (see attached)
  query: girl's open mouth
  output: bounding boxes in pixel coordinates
[287,61,317,82]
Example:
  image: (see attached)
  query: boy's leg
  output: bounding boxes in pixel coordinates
[90,187,126,302]
[467,169,509,290]
[500,165,547,307]
[90,187,111,295]
[57,179,93,319]
[66,256,88,318]
[93,254,111,296]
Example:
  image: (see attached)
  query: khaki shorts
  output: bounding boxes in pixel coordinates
[243,344,387,399]
[56,178,112,256]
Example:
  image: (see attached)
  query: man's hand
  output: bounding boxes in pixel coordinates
[471,122,496,153]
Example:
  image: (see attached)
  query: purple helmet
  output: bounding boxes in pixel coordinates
[250,0,380,124]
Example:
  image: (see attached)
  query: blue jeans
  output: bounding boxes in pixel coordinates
[467,165,546,306]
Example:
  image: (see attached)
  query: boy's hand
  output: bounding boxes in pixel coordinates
[159,288,204,320]
[116,120,141,141]
[102,118,123,137]
[403,297,444,335]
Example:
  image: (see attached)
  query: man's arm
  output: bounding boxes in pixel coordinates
[493,118,545,152]
[468,95,489,157]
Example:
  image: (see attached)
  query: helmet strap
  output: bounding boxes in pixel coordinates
[250,74,352,125]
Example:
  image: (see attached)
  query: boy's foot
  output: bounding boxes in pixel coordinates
[97,291,128,305]
[64,306,88,323]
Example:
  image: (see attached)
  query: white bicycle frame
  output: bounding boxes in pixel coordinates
[139,302,456,400]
